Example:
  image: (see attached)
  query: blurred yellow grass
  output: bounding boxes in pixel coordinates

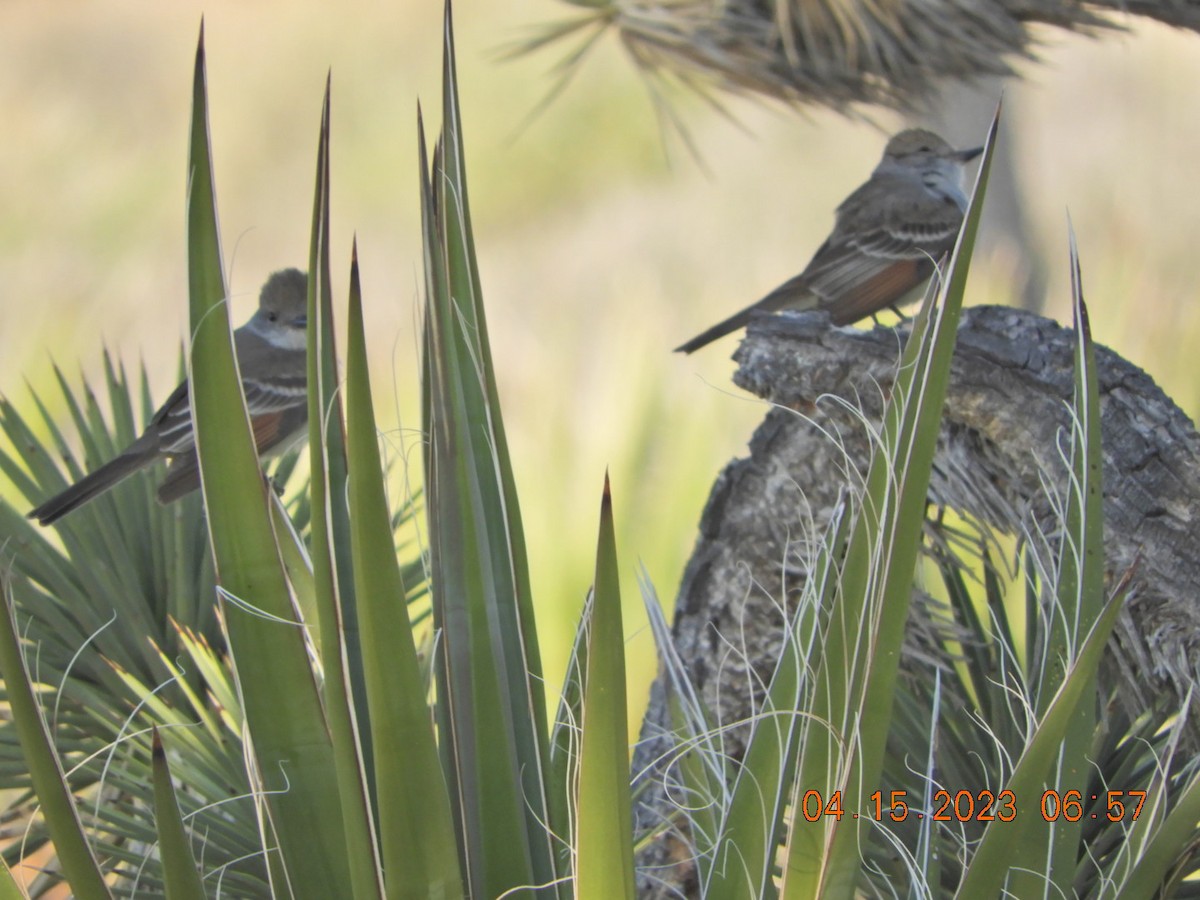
[2,0,1199,736]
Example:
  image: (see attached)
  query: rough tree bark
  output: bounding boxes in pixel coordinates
[632,305,1200,897]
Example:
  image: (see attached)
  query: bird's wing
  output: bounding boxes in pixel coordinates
[835,177,964,258]
[241,373,307,414]
[152,379,307,504]
[145,356,306,456]
[240,360,308,456]
[147,380,197,455]
[233,321,308,415]
[798,179,963,323]
[154,377,306,505]
[239,338,308,454]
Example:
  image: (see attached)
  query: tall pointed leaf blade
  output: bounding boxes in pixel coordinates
[0,574,111,899]
[1006,221,1107,898]
[782,107,1001,898]
[438,0,549,759]
[1059,223,1106,646]
[185,25,350,895]
[417,113,464,858]
[955,580,1127,898]
[346,242,464,898]
[422,146,543,897]
[270,498,320,635]
[150,729,206,900]
[419,4,559,895]
[0,392,66,498]
[299,77,385,899]
[574,475,634,898]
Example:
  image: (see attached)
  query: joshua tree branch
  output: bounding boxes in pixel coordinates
[592,0,1199,111]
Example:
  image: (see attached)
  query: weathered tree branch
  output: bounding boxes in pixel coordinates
[633,305,1200,896]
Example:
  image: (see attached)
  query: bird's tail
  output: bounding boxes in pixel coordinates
[675,305,761,355]
[27,446,157,525]
[674,275,814,354]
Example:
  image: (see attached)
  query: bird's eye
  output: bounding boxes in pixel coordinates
[267,312,278,322]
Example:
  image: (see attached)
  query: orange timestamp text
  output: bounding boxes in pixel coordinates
[794,789,1147,823]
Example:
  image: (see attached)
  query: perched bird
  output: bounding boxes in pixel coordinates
[28,268,309,525]
[675,129,983,354]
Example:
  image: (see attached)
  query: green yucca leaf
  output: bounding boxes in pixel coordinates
[574,475,635,898]
[151,728,206,900]
[346,241,463,898]
[418,3,560,894]
[436,0,548,756]
[0,574,111,899]
[301,76,386,898]
[175,624,243,730]
[991,220,1108,900]
[185,23,349,895]
[270,497,322,639]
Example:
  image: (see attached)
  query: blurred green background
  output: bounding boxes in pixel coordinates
[3,0,1198,731]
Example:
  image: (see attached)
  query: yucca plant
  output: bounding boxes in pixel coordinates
[0,4,634,897]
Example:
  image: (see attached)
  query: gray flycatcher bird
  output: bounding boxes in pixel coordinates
[28,268,309,525]
[676,129,982,354]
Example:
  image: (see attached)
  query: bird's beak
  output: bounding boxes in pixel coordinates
[292,315,308,329]
[958,146,984,163]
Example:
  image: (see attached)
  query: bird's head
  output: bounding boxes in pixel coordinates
[883,128,982,168]
[250,268,308,349]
